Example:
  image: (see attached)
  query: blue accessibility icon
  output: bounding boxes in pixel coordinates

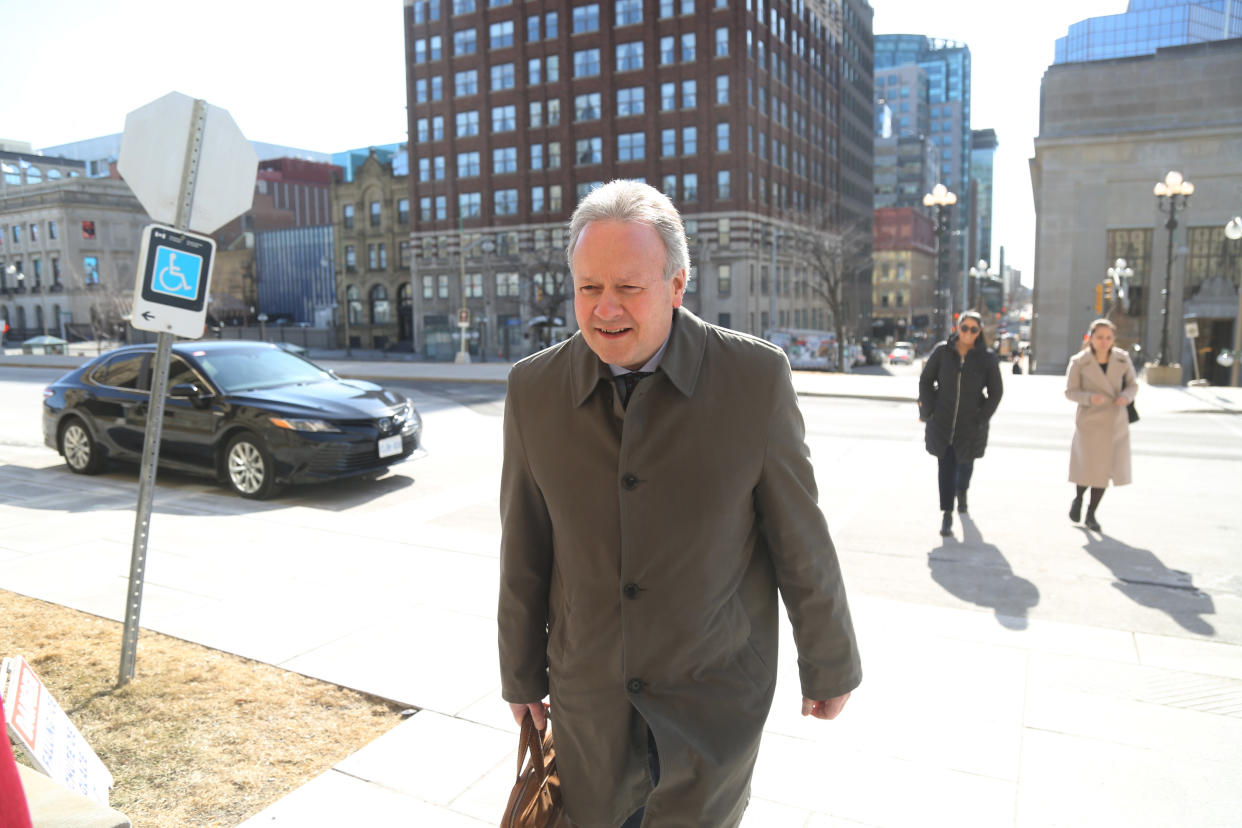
[151,245,203,301]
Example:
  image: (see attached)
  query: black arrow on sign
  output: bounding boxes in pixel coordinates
[141,311,155,321]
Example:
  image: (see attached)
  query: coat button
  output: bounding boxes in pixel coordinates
[622,474,638,490]
[626,679,645,693]
[623,582,640,599]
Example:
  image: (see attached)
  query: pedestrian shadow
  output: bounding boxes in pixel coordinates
[1079,530,1216,635]
[927,513,1041,630]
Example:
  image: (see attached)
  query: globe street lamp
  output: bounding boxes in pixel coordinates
[1225,216,1242,386]
[968,259,991,310]
[1106,257,1133,316]
[1153,170,1194,367]
[923,183,957,339]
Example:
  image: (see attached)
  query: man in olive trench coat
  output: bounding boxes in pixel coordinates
[499,181,862,827]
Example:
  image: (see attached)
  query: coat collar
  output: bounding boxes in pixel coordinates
[569,307,705,407]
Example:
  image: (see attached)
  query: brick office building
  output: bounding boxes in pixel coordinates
[402,0,872,359]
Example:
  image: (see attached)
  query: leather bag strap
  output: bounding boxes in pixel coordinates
[516,711,548,782]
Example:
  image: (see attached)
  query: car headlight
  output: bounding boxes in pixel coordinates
[269,417,341,433]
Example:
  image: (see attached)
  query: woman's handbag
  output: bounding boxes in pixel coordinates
[1122,375,1139,424]
[502,712,570,828]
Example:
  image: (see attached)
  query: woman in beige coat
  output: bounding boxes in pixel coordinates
[1064,318,1137,531]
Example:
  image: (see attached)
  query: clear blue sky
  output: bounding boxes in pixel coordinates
[1,0,1127,284]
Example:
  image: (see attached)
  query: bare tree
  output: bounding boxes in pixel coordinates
[795,216,874,371]
[516,241,574,350]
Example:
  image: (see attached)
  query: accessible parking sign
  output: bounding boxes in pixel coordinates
[131,224,216,338]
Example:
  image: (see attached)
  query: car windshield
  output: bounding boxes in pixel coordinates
[193,347,334,393]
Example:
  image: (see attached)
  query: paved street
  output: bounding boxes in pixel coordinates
[2,356,1241,826]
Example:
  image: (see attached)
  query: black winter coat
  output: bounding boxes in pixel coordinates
[918,335,1003,460]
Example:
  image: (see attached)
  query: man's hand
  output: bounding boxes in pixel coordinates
[509,701,548,730]
[801,692,851,720]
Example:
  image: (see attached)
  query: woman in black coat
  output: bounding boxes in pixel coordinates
[918,311,1004,537]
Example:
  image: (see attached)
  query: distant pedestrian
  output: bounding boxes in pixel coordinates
[918,311,1004,537]
[1064,318,1136,532]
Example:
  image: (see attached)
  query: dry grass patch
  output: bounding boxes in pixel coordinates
[1,589,408,827]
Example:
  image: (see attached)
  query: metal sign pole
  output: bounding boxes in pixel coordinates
[118,99,207,687]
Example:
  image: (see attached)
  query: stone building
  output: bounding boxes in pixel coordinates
[1030,38,1242,381]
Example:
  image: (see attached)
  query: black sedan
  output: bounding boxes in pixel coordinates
[42,341,422,499]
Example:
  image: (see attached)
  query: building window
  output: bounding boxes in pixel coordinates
[660,35,676,65]
[434,156,446,179]
[681,79,697,108]
[456,110,479,137]
[530,100,543,127]
[545,10,558,37]
[716,122,729,151]
[617,132,645,161]
[572,3,600,33]
[661,174,676,200]
[454,28,477,55]
[420,197,433,221]
[546,55,560,82]
[716,169,731,199]
[549,142,561,169]
[459,192,482,218]
[683,173,698,202]
[718,263,731,294]
[573,48,601,77]
[400,241,411,267]
[616,0,642,25]
[718,217,730,245]
[455,69,478,96]
[380,243,389,269]
[616,41,643,71]
[48,220,58,240]
[549,184,562,211]
[370,201,381,227]
[574,92,602,121]
[457,151,481,177]
[422,275,435,299]
[343,205,354,229]
[716,74,729,104]
[617,87,644,116]
[681,32,696,61]
[576,137,603,165]
[453,0,474,13]
[491,62,516,91]
[531,186,546,213]
[489,20,515,48]
[715,27,729,57]
[682,126,697,155]
[496,271,520,297]
[397,198,409,224]
[492,104,517,132]
[528,57,542,85]
[659,0,674,17]
[661,129,676,157]
[438,274,450,298]
[660,82,676,111]
[418,158,432,181]
[465,272,484,298]
[371,285,391,324]
[531,144,544,170]
[345,245,357,273]
[495,189,519,215]
[527,13,540,40]
[494,146,518,174]
[435,195,447,220]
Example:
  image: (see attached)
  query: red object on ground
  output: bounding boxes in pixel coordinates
[0,698,34,828]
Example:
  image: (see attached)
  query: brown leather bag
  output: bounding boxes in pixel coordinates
[501,712,570,828]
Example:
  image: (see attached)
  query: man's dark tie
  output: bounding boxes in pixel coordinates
[619,371,654,408]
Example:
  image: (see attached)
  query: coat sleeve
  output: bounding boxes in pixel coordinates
[497,373,554,704]
[1064,353,1094,406]
[754,357,862,701]
[981,351,1004,420]
[917,347,940,422]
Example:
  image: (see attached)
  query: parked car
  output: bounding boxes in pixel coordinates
[888,346,913,365]
[42,341,422,499]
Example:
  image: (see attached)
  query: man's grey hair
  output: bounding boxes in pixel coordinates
[566,180,691,282]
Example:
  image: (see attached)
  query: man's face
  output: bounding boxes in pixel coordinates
[571,220,686,371]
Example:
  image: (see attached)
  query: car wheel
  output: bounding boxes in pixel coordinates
[224,433,278,499]
[59,418,105,475]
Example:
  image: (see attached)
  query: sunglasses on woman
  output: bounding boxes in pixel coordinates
[960,325,980,334]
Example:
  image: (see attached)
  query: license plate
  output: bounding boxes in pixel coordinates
[378,435,403,458]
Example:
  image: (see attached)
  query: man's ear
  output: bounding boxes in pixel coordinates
[671,268,687,308]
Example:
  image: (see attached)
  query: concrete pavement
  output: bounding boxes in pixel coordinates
[2,347,1241,826]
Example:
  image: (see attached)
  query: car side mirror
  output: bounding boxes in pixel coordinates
[170,383,214,407]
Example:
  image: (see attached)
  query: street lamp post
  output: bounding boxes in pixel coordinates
[1154,170,1194,367]
[968,259,991,311]
[1225,216,1242,387]
[456,224,495,364]
[1106,257,1134,317]
[923,183,957,340]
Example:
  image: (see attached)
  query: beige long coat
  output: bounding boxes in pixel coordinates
[1065,347,1137,488]
[499,308,861,828]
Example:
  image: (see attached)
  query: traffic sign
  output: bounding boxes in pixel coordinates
[131,224,217,339]
[117,92,258,235]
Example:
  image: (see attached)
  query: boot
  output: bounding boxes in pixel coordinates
[956,489,968,513]
[1069,496,1083,523]
[1084,510,1101,532]
[940,511,953,537]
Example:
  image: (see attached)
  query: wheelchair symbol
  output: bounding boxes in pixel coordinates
[158,253,190,292]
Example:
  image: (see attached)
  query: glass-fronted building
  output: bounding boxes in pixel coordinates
[1055,0,1241,64]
